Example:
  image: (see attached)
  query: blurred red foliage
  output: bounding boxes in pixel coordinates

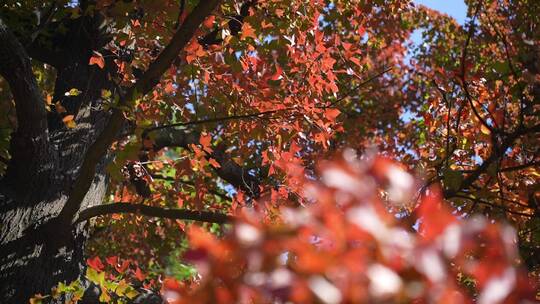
[162,151,536,303]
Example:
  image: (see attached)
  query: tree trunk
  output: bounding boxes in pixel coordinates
[0,137,109,303]
[0,43,113,303]
[0,2,220,301]
[0,109,111,304]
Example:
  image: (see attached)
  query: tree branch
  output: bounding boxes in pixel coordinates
[146,127,261,197]
[459,160,539,173]
[147,108,294,133]
[0,18,48,140]
[500,160,540,172]
[74,203,232,225]
[458,2,495,133]
[136,0,220,95]
[152,174,231,201]
[444,124,540,198]
[453,194,533,218]
[58,0,221,223]
[0,17,50,190]
[325,67,392,108]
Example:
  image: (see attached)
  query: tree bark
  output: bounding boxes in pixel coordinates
[0,13,113,302]
[0,1,221,301]
[0,114,110,303]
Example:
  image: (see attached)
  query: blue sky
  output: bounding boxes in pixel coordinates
[415,0,468,25]
[409,0,468,52]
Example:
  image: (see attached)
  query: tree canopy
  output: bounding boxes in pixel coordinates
[0,0,538,303]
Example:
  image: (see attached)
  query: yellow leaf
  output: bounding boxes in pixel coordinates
[480,124,491,135]
[62,115,76,128]
[101,89,112,99]
[29,294,47,304]
[86,267,105,285]
[66,121,76,128]
[115,280,129,296]
[125,288,139,299]
[65,88,82,96]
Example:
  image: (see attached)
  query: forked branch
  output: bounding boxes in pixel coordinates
[58,0,221,223]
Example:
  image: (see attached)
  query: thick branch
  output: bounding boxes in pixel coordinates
[0,17,50,191]
[0,18,48,139]
[75,203,232,224]
[58,0,220,223]
[137,0,220,94]
[211,144,261,197]
[147,128,261,196]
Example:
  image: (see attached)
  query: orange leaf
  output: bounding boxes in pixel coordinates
[241,22,257,40]
[89,52,105,69]
[186,54,197,64]
[261,20,273,29]
[203,15,215,28]
[480,124,491,135]
[62,115,77,128]
[199,133,213,153]
[62,115,74,123]
[164,82,175,94]
[187,226,218,252]
[324,108,340,121]
[208,158,221,168]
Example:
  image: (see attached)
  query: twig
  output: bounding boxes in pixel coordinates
[146,107,297,132]
[453,194,533,218]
